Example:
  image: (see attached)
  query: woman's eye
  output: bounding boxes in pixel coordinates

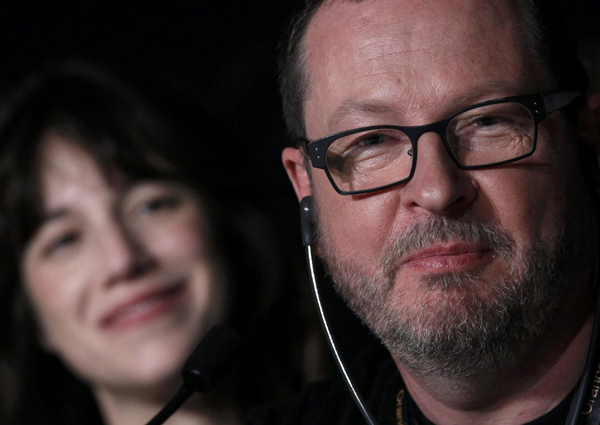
[139,196,181,215]
[44,232,79,256]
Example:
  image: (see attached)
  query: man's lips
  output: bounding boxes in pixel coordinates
[99,282,186,331]
[399,242,493,272]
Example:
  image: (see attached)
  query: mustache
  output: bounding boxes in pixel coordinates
[383,216,515,268]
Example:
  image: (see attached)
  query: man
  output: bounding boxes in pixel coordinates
[248,0,600,424]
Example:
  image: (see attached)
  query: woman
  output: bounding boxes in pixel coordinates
[0,62,313,425]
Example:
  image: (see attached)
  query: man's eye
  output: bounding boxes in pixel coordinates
[356,133,388,146]
[473,116,501,127]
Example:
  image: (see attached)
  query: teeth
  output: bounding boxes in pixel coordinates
[113,295,161,324]
[103,284,185,328]
[132,299,156,315]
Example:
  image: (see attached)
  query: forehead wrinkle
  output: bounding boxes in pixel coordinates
[344,1,524,81]
[350,19,453,66]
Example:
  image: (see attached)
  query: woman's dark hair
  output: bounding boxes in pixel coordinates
[0,61,311,424]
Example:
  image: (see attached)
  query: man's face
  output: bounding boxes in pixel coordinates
[287,0,593,377]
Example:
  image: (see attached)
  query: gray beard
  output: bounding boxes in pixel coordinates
[317,208,590,380]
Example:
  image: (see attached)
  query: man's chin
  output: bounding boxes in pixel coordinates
[391,268,503,309]
[388,280,505,334]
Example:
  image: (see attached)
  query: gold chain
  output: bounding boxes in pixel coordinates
[396,389,405,425]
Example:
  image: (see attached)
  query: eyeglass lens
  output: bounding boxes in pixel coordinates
[325,102,535,193]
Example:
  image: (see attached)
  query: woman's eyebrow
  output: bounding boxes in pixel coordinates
[39,208,70,226]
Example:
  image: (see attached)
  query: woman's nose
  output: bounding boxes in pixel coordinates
[100,222,154,285]
[399,132,477,215]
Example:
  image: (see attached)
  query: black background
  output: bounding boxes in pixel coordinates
[0,0,598,373]
[0,0,598,222]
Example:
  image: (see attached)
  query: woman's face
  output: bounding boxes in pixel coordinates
[21,134,225,394]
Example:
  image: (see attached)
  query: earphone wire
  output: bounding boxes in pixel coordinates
[305,244,380,425]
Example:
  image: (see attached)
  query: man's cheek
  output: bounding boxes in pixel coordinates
[476,167,561,232]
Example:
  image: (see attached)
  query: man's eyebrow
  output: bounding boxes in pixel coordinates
[326,82,531,132]
[448,83,524,108]
[327,101,406,132]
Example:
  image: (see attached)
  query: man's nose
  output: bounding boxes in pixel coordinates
[399,132,477,215]
[100,223,153,285]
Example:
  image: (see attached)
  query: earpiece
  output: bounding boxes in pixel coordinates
[300,196,315,247]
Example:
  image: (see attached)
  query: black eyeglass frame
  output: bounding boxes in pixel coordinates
[301,91,581,195]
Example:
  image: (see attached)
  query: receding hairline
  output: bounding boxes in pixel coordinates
[291,0,547,138]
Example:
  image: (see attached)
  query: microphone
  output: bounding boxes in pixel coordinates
[182,323,243,392]
[146,324,242,425]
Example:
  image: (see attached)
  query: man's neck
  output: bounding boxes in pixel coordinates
[394,309,594,425]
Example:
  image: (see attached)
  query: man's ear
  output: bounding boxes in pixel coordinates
[579,93,600,153]
[282,147,313,201]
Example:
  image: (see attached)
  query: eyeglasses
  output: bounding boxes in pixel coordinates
[301,91,580,195]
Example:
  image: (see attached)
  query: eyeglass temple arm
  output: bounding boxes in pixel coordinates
[544,91,581,114]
